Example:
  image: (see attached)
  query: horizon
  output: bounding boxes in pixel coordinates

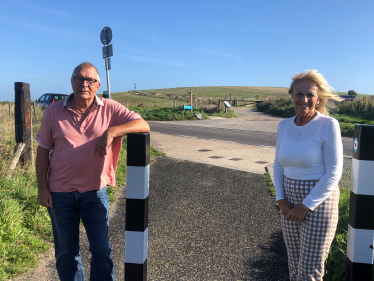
[1,0,373,102]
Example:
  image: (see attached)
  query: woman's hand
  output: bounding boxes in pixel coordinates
[286,203,309,223]
[277,199,293,217]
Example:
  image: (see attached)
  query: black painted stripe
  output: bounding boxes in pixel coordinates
[125,260,147,281]
[127,133,150,167]
[126,197,149,232]
[346,258,373,281]
[353,125,374,161]
[349,191,374,230]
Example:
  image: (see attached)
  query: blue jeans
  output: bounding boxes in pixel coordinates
[48,187,114,281]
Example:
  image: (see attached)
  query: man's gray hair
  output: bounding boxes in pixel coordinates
[71,62,100,83]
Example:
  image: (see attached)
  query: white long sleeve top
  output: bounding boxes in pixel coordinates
[273,112,343,210]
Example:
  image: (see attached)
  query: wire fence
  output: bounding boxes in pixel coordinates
[339,156,352,189]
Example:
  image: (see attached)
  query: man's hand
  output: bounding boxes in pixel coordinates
[277,199,293,217]
[35,146,52,207]
[37,188,53,207]
[93,118,150,158]
[285,203,308,223]
[93,129,113,157]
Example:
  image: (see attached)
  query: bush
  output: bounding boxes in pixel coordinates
[256,95,295,117]
[347,90,358,97]
[335,96,374,120]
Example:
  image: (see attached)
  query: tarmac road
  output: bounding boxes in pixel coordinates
[148,107,354,156]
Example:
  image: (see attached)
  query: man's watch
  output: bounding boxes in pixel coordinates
[302,203,311,215]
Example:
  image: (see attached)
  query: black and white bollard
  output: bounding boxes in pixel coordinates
[346,125,374,281]
[125,133,150,281]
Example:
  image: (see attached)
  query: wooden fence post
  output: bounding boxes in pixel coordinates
[14,82,32,164]
[9,102,11,117]
[33,102,38,122]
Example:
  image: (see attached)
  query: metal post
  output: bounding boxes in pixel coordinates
[14,82,32,164]
[125,133,150,281]
[105,58,111,99]
[346,125,374,280]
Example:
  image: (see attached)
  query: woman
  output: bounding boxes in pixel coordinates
[273,70,343,280]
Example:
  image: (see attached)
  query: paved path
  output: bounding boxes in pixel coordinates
[14,107,290,280]
[15,157,288,281]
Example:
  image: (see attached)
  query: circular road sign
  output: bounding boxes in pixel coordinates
[353,137,358,153]
[100,26,112,45]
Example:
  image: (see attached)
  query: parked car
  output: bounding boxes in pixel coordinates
[333,95,358,104]
[35,93,68,108]
[339,95,358,102]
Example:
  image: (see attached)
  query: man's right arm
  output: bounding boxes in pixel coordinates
[35,146,53,207]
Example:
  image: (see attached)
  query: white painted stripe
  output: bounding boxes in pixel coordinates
[347,224,374,264]
[351,159,374,196]
[125,228,148,264]
[126,165,150,199]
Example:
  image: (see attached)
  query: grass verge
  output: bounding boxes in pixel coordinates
[128,106,237,121]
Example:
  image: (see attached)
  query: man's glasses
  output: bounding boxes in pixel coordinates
[73,77,98,85]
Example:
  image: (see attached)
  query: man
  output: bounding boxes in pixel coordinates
[35,62,150,281]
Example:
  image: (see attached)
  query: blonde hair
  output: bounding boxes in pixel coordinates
[288,69,342,116]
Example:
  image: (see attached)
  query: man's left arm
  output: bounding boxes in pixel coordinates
[94,118,150,157]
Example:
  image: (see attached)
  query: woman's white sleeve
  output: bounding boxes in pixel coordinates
[302,120,343,210]
[274,122,285,201]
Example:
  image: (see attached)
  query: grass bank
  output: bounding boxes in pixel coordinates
[128,106,237,121]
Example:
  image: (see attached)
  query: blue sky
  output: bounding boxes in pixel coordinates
[1,0,373,101]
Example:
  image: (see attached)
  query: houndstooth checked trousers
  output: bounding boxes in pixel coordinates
[280,176,339,281]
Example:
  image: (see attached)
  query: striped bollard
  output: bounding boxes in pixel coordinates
[125,133,150,281]
[346,125,374,280]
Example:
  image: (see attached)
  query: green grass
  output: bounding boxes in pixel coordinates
[324,188,350,281]
[130,106,209,121]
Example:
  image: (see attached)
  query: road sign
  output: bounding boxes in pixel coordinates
[102,44,113,58]
[100,26,112,45]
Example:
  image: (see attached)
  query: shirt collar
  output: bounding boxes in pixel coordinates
[63,93,104,109]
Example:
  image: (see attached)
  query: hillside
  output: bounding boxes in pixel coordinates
[109,86,351,109]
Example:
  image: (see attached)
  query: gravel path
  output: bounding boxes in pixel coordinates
[148,107,284,134]
[13,157,288,280]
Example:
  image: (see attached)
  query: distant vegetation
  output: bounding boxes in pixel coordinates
[255,94,374,137]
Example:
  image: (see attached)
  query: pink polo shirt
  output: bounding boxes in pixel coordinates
[35,94,141,193]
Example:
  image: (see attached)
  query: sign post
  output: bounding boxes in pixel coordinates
[346,125,374,280]
[100,26,113,99]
